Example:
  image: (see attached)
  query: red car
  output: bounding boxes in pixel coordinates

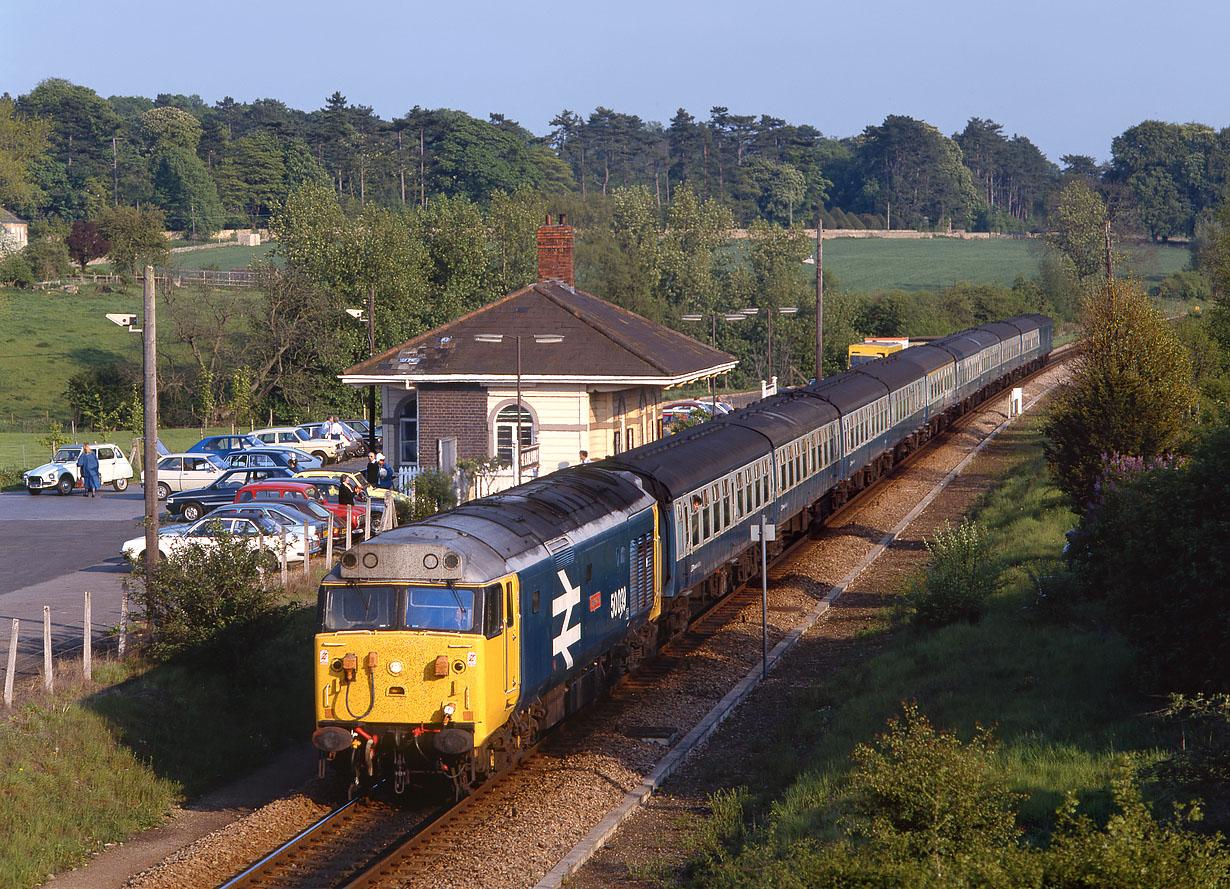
[234,480,365,532]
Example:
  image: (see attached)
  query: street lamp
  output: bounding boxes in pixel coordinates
[346,307,378,454]
[474,333,564,486]
[682,312,746,413]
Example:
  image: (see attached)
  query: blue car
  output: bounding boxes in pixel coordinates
[187,434,264,456]
[226,448,323,471]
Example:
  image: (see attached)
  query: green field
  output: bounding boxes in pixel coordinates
[168,242,277,270]
[822,236,1191,292]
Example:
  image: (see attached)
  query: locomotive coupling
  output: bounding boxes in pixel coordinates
[341,652,357,682]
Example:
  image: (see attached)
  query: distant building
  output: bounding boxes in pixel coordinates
[340,220,737,492]
[0,208,29,250]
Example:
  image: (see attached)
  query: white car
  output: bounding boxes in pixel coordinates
[142,452,228,500]
[24,444,133,495]
[121,512,318,564]
[251,427,344,465]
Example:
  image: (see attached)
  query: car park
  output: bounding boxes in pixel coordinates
[121,511,317,564]
[143,452,228,500]
[225,448,323,472]
[166,466,294,521]
[252,427,344,465]
[187,434,264,456]
[23,444,133,495]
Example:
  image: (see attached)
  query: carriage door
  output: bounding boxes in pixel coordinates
[503,578,520,703]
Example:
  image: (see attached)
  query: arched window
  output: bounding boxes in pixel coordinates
[495,404,533,465]
[400,396,418,465]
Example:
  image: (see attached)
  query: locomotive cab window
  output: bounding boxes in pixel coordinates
[484,583,504,639]
[402,585,479,633]
[322,583,397,631]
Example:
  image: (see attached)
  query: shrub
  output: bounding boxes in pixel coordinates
[129,530,286,663]
[410,469,457,520]
[0,252,34,287]
[906,519,1000,627]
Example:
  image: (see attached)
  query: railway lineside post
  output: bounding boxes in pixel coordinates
[751,518,776,679]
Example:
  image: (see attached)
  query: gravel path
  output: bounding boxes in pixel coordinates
[41,367,1064,889]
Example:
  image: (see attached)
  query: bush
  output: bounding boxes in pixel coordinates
[0,252,34,287]
[1157,269,1212,306]
[410,469,457,520]
[129,531,286,663]
[906,519,1000,627]
[23,237,71,280]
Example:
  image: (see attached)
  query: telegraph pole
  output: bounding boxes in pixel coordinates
[142,267,159,579]
[815,219,824,381]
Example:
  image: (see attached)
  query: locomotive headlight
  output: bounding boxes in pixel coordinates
[388,660,403,675]
[443,702,456,718]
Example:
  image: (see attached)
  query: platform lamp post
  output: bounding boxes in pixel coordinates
[739,306,798,386]
[682,312,746,413]
[474,334,564,486]
[345,306,378,455]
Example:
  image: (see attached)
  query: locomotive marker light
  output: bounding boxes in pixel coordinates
[474,333,564,485]
[750,518,776,679]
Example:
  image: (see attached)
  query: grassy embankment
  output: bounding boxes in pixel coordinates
[669,410,1202,883]
[0,573,322,889]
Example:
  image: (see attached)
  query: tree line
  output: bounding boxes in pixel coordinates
[4,77,1227,240]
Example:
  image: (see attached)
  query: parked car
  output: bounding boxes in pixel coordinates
[294,469,410,516]
[166,466,294,521]
[225,448,322,472]
[121,511,317,564]
[187,434,265,456]
[343,418,381,450]
[297,422,366,459]
[24,444,133,495]
[252,427,345,465]
[234,479,364,532]
[223,503,330,548]
[142,452,228,500]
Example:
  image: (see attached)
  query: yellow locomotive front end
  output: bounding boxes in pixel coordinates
[312,538,522,795]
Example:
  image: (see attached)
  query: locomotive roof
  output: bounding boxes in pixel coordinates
[1009,314,1051,334]
[802,369,890,413]
[600,421,770,503]
[337,468,654,584]
[716,389,840,447]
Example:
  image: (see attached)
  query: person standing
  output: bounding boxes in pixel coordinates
[579,450,590,464]
[77,444,101,497]
[365,451,380,486]
[377,453,392,489]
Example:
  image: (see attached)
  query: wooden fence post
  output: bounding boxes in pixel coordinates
[3,619,16,707]
[83,591,92,681]
[345,506,352,550]
[326,514,334,564]
[118,586,129,658]
[364,501,371,539]
[303,521,311,577]
[43,606,53,693]
[280,528,288,586]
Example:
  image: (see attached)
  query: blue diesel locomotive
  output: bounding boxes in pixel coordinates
[311,314,1053,794]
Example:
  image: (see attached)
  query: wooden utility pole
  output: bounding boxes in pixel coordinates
[1104,220,1113,284]
[367,283,377,454]
[143,267,159,580]
[815,220,824,381]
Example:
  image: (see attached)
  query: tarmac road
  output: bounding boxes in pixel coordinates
[0,484,152,680]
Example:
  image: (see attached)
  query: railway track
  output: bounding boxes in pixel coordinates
[214,350,1073,889]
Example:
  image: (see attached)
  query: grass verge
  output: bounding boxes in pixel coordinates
[673,410,1215,883]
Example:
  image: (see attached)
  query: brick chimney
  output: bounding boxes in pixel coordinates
[537,214,574,286]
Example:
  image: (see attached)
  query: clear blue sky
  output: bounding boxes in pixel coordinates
[5,0,1226,165]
